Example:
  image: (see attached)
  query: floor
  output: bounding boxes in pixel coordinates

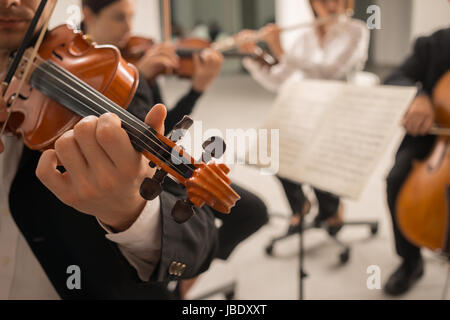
[161,73,450,300]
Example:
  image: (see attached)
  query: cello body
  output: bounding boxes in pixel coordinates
[396,71,450,254]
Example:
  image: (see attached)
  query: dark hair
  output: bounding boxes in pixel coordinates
[82,0,121,14]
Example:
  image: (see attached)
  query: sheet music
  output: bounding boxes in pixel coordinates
[260,79,417,199]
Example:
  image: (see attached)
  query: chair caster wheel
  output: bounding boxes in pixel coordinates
[265,244,274,256]
[370,223,379,236]
[339,249,350,264]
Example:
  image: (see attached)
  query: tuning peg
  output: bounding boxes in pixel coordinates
[171,199,195,224]
[140,169,167,201]
[201,136,227,163]
[169,116,194,143]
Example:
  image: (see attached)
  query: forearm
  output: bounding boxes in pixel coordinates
[165,88,202,134]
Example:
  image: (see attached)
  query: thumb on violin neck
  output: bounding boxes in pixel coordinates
[145,103,167,135]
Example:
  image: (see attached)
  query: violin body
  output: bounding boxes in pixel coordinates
[121,36,210,78]
[121,36,154,65]
[396,71,450,254]
[5,25,138,150]
[175,38,211,78]
[121,36,276,79]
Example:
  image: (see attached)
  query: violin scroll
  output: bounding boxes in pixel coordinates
[186,162,239,214]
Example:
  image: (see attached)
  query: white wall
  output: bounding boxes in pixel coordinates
[371,0,412,66]
[275,0,313,49]
[173,0,242,35]
[410,0,450,41]
[49,0,79,29]
[371,0,450,67]
[49,0,160,40]
[132,0,161,40]
[257,0,276,26]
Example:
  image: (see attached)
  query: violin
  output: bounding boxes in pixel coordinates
[1,21,240,224]
[120,36,154,65]
[120,35,277,79]
[396,70,450,255]
[174,37,277,78]
[120,0,277,79]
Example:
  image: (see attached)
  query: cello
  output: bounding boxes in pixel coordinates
[396,70,450,255]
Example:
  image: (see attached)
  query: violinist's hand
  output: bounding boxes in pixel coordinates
[259,24,284,60]
[36,104,167,232]
[0,98,8,153]
[192,48,223,92]
[137,43,180,82]
[402,94,435,136]
[234,30,258,54]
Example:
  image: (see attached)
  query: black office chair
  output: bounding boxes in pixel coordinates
[265,194,379,264]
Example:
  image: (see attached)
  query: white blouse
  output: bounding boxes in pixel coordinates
[244,16,370,91]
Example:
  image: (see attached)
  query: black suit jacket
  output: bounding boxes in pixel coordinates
[383,28,450,151]
[384,28,450,95]
[8,76,218,299]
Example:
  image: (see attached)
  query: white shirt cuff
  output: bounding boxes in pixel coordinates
[97,197,162,281]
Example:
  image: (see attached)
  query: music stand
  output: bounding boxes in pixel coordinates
[266,201,379,300]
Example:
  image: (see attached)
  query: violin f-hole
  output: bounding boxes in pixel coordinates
[7,88,32,105]
[52,50,63,61]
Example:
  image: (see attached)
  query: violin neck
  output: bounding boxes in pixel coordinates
[176,48,259,60]
[29,60,195,179]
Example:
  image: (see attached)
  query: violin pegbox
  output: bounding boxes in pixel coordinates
[171,137,234,224]
[140,169,167,201]
[139,116,194,202]
[172,162,234,224]
[139,115,240,224]
[184,162,238,214]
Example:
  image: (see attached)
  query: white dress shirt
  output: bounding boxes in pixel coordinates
[0,136,162,300]
[244,16,370,90]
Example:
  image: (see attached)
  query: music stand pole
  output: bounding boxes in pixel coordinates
[299,215,306,300]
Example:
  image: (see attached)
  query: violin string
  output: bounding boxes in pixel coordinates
[41,60,187,165]
[26,55,187,163]
[24,57,196,177]
[39,61,196,177]
[37,63,193,178]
